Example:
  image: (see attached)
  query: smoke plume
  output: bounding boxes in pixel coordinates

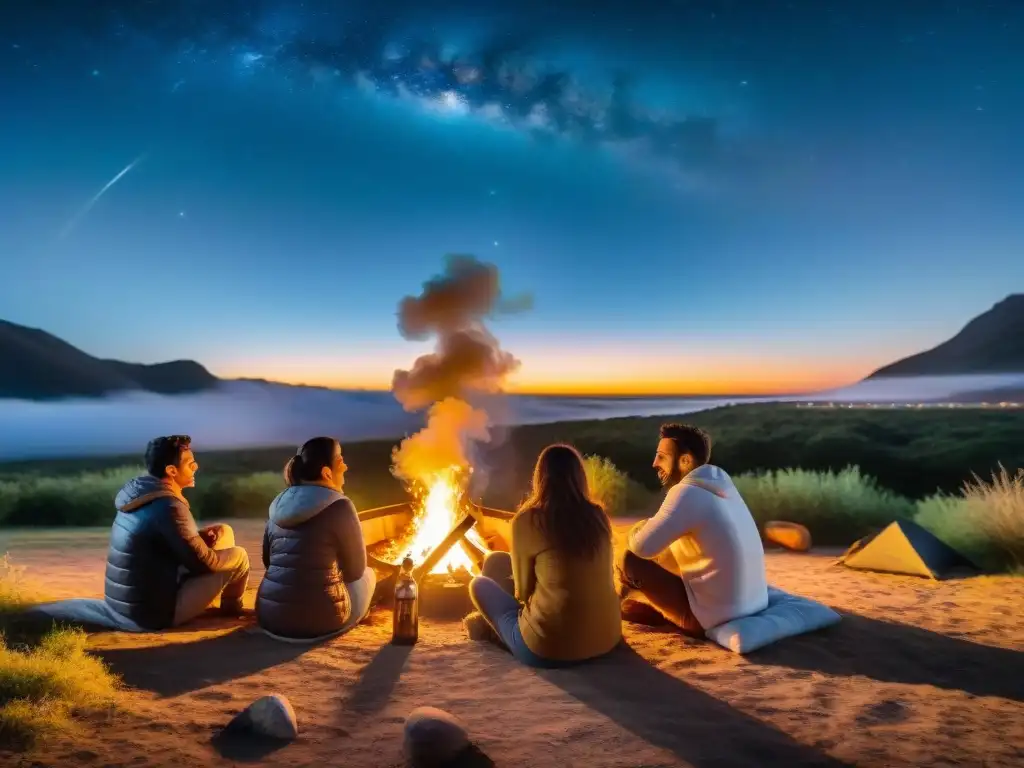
[390,397,491,485]
[391,255,530,411]
[390,255,531,491]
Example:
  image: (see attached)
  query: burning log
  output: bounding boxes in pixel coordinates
[412,512,477,581]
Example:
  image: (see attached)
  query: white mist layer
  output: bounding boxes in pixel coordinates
[0,374,1021,461]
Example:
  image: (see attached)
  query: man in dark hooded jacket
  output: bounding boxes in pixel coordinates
[105,435,251,629]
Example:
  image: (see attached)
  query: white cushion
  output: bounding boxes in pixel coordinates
[704,587,841,654]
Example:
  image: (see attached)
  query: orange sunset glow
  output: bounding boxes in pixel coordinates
[212,348,880,397]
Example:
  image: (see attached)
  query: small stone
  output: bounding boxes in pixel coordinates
[226,694,298,740]
[403,706,470,768]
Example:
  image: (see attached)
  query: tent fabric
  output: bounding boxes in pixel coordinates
[839,520,978,579]
[704,586,841,654]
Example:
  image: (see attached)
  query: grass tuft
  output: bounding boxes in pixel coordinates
[0,555,121,751]
[915,465,1024,572]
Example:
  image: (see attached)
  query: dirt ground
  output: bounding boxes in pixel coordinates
[1,520,1022,767]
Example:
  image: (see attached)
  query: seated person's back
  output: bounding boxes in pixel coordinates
[256,437,374,640]
[514,505,623,661]
[631,463,768,629]
[106,435,250,630]
[468,443,621,667]
[621,423,768,634]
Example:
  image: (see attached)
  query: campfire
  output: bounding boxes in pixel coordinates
[365,466,511,618]
[372,469,491,576]
[371,254,529,617]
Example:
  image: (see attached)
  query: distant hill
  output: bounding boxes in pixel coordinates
[867,294,1024,379]
[0,319,218,400]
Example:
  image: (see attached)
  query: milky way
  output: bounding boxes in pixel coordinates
[5,0,738,177]
[2,0,1022,399]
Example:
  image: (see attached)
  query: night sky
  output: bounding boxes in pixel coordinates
[2,1,1022,396]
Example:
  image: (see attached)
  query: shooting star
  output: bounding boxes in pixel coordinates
[57,154,147,240]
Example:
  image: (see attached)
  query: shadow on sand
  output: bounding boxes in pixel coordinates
[446,744,497,767]
[752,609,1024,702]
[539,643,851,767]
[345,643,413,714]
[209,729,291,763]
[93,625,313,698]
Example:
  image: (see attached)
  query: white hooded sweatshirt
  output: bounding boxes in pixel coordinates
[627,464,769,630]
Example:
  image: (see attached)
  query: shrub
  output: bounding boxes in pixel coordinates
[0,555,121,750]
[915,466,1024,572]
[0,628,120,750]
[583,455,659,518]
[0,467,141,527]
[733,466,916,546]
[191,472,285,520]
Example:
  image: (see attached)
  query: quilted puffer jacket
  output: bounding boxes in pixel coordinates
[256,485,367,639]
[105,475,221,629]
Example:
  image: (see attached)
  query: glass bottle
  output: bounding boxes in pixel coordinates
[392,556,419,645]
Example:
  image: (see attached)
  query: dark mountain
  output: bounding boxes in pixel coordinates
[0,319,218,400]
[867,294,1024,379]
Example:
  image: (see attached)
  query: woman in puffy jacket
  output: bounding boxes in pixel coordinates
[256,436,376,641]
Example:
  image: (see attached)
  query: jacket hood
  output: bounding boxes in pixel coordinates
[115,475,186,512]
[679,464,735,499]
[269,484,346,528]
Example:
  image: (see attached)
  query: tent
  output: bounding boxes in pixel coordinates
[838,520,978,579]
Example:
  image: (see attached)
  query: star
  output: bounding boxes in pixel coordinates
[178,211,186,218]
[493,240,499,247]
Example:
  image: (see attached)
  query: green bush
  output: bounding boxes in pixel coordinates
[915,466,1024,572]
[0,555,121,750]
[583,455,659,517]
[0,627,121,750]
[0,465,392,528]
[190,472,285,519]
[733,465,916,546]
[0,467,141,527]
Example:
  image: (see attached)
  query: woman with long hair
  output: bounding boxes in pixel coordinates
[256,436,376,641]
[467,443,622,666]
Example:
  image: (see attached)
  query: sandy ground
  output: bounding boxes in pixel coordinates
[1,520,1022,768]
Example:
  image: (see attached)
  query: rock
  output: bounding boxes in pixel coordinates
[226,694,298,740]
[764,520,812,552]
[403,706,470,768]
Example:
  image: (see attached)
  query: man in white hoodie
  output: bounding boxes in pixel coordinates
[617,423,768,636]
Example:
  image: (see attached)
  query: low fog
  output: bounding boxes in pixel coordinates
[0,374,1021,462]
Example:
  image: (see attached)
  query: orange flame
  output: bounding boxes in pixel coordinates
[402,467,488,575]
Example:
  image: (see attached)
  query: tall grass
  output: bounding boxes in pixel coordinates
[915,466,1024,572]
[733,466,916,546]
[0,467,141,527]
[0,467,381,527]
[583,455,659,518]
[0,555,121,750]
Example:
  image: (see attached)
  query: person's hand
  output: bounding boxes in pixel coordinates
[200,527,219,548]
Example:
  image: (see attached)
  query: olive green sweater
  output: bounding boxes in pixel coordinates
[512,508,622,662]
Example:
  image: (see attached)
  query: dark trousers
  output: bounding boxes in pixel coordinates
[616,549,704,637]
